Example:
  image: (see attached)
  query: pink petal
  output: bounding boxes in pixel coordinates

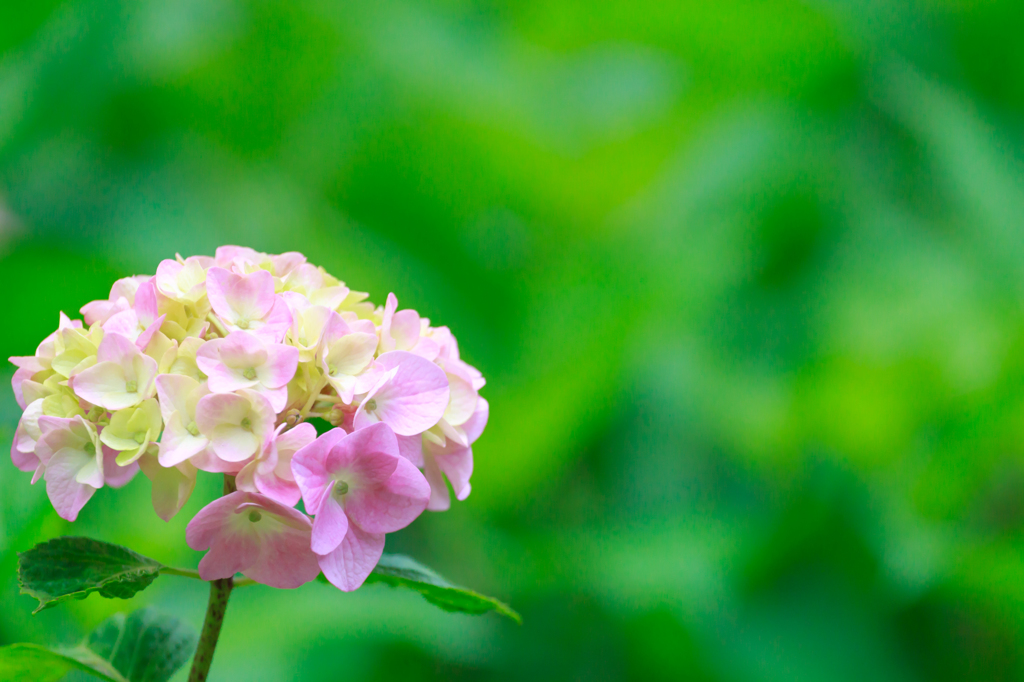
[158,413,209,466]
[325,423,400,482]
[390,309,421,349]
[155,374,200,423]
[254,469,301,507]
[11,425,40,472]
[44,450,98,522]
[261,344,299,389]
[434,444,473,502]
[355,352,449,436]
[216,331,270,368]
[463,396,489,445]
[139,455,196,521]
[292,427,348,514]
[207,267,276,323]
[250,296,293,343]
[134,279,159,327]
[191,448,246,474]
[198,535,261,581]
[102,445,139,488]
[310,491,349,555]
[396,434,424,467]
[11,367,35,409]
[135,314,166,351]
[423,454,451,512]
[317,524,384,592]
[195,392,250,434]
[186,492,246,550]
[345,455,430,534]
[243,529,320,589]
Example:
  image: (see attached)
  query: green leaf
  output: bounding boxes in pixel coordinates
[86,607,198,682]
[0,607,196,682]
[0,643,127,682]
[320,553,521,623]
[18,537,163,613]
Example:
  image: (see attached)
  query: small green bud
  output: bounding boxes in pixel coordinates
[242,367,257,380]
[125,380,138,393]
[365,398,377,412]
[248,510,262,522]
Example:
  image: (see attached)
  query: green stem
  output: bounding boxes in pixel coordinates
[186,474,238,681]
[160,566,203,580]
[187,577,233,682]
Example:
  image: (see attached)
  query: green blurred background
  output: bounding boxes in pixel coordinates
[2,0,1024,680]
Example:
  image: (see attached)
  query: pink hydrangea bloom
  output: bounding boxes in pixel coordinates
[196,331,298,412]
[353,351,450,436]
[291,422,430,591]
[186,491,320,588]
[7,246,489,569]
[379,293,439,360]
[320,313,378,403]
[101,279,166,350]
[34,416,106,521]
[154,374,210,467]
[236,422,316,506]
[155,256,211,304]
[74,333,159,410]
[206,267,291,342]
[195,389,276,462]
[80,276,150,326]
[422,397,488,511]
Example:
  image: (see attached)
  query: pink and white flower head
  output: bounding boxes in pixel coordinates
[7,246,488,582]
[292,423,430,591]
[186,491,320,588]
[196,331,298,412]
[206,267,292,342]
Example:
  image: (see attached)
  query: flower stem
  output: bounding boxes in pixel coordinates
[186,473,238,681]
[160,566,203,580]
[187,577,233,682]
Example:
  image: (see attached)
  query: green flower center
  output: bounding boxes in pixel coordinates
[365,398,377,412]
[84,442,96,455]
[236,319,250,330]
[133,431,147,444]
[186,421,200,437]
[333,481,349,499]
[125,380,138,393]
[248,510,262,522]
[240,417,252,431]
[242,367,257,380]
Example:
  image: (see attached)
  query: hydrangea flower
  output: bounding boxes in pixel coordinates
[196,331,298,412]
[7,246,488,591]
[292,423,430,590]
[186,491,320,588]
[74,333,159,410]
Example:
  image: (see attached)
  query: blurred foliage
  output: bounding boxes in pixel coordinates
[2,0,1024,680]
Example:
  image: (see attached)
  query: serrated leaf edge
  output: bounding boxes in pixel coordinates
[17,537,164,614]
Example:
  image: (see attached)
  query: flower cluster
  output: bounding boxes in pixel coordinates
[9,246,487,590]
